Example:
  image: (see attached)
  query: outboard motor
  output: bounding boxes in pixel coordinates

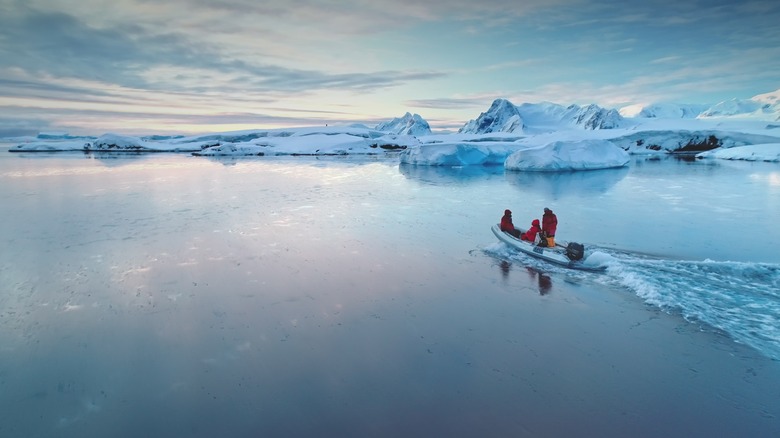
[566,242,585,261]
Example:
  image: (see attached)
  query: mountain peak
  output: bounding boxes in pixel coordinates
[460,100,623,134]
[376,112,432,136]
[459,99,524,134]
[572,105,623,130]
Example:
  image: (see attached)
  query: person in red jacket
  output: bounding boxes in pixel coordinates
[521,219,542,243]
[542,207,558,247]
[500,209,521,238]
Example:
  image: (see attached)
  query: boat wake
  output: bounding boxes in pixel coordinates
[485,242,780,361]
[596,247,780,361]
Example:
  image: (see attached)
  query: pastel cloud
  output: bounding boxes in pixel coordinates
[0,0,777,136]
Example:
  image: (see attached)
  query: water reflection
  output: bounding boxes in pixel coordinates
[629,156,669,170]
[498,260,553,295]
[672,154,700,163]
[505,167,628,199]
[632,154,721,168]
[500,260,511,280]
[202,156,246,167]
[7,151,86,160]
[398,163,505,185]
[9,150,157,167]
[526,267,552,295]
[201,154,396,167]
[82,151,157,167]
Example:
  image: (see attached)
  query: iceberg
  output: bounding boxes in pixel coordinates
[398,141,521,166]
[505,140,629,171]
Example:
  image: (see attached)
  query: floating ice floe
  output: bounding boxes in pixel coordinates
[696,143,780,162]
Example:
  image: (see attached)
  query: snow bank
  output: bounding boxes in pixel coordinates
[696,143,780,162]
[607,130,780,154]
[174,125,386,144]
[194,133,420,156]
[505,140,629,171]
[8,128,418,156]
[7,117,779,166]
[90,134,157,151]
[8,140,88,152]
[9,133,203,152]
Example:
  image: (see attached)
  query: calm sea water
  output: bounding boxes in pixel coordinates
[1,147,779,436]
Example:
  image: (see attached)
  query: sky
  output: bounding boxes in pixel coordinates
[1,0,779,137]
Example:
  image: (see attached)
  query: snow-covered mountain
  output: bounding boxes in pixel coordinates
[573,104,623,130]
[458,99,524,134]
[459,88,780,133]
[619,103,709,119]
[699,99,765,118]
[459,99,623,134]
[619,88,780,121]
[376,112,432,136]
[753,89,780,106]
[699,93,780,120]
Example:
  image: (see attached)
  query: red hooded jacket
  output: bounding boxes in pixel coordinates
[542,209,557,236]
[500,209,516,233]
[521,219,541,242]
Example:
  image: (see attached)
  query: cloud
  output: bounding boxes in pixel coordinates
[0,103,342,134]
[0,77,118,101]
[405,97,492,110]
[1,0,778,135]
[0,3,447,95]
[0,114,52,137]
[153,0,580,26]
[0,6,203,88]
[649,56,683,65]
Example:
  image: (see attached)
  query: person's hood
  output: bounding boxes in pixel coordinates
[532,219,540,226]
[504,209,511,215]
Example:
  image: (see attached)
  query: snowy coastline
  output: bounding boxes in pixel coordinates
[8,123,779,168]
[6,92,780,168]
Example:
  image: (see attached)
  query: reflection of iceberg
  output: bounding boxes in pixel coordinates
[202,154,395,168]
[202,155,250,167]
[81,151,157,167]
[11,150,156,167]
[398,163,505,185]
[506,166,628,198]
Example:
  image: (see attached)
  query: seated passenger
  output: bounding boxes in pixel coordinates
[521,219,542,243]
[500,209,521,238]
